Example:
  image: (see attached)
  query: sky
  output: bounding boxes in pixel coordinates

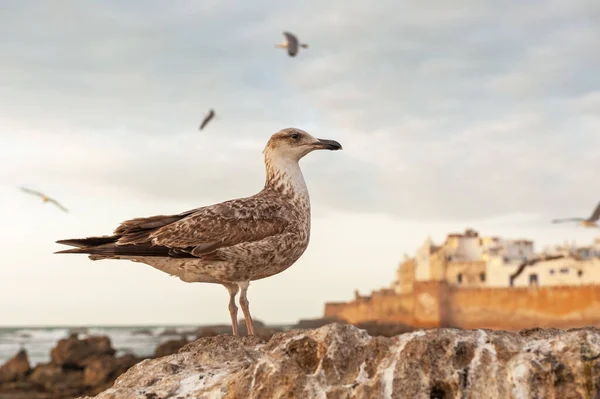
[0,0,599,326]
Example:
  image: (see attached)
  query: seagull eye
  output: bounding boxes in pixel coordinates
[290,133,300,140]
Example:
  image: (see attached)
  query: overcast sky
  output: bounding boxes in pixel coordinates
[1,0,599,326]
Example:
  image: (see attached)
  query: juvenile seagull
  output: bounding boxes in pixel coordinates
[552,201,600,228]
[20,187,68,213]
[199,109,215,130]
[55,128,342,336]
[275,32,308,57]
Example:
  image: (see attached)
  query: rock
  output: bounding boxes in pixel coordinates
[29,363,84,395]
[83,356,118,387]
[0,349,31,383]
[192,321,283,340]
[114,354,140,372]
[0,380,54,399]
[132,329,153,336]
[192,325,231,338]
[83,354,142,394]
[293,317,342,329]
[354,320,417,337]
[158,328,179,337]
[154,338,189,358]
[51,335,115,368]
[84,323,600,399]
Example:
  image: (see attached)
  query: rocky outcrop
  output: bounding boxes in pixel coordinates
[154,338,189,358]
[0,349,31,383]
[87,323,600,399]
[0,335,142,399]
[51,336,115,368]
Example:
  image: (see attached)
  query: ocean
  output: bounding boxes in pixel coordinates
[0,326,202,366]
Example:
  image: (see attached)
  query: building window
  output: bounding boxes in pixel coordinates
[578,270,583,277]
[559,268,569,274]
[480,272,486,282]
[457,273,463,284]
[529,274,538,287]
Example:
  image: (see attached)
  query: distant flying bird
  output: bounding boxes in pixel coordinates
[20,187,68,213]
[55,128,342,337]
[275,32,308,57]
[552,201,600,228]
[199,109,215,130]
[509,254,566,286]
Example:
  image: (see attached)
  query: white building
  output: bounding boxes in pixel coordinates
[402,231,600,290]
[510,256,600,287]
[485,238,535,287]
[415,236,435,282]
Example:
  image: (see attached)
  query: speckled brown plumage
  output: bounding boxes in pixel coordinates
[55,128,342,336]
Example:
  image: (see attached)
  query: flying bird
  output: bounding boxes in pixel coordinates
[509,254,566,286]
[275,31,308,57]
[20,187,68,213]
[551,201,600,228]
[55,128,342,337]
[199,109,215,130]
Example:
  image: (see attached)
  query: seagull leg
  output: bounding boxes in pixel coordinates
[223,283,239,337]
[238,281,255,336]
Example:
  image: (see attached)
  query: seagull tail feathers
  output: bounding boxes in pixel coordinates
[55,236,118,249]
[54,247,93,254]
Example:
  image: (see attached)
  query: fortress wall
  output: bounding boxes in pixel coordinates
[446,283,600,330]
[324,283,600,330]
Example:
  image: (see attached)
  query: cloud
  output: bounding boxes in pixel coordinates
[1,0,599,224]
[2,0,600,326]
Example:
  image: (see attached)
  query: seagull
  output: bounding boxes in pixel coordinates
[199,109,215,131]
[275,32,308,57]
[509,254,566,285]
[54,128,342,337]
[20,187,68,213]
[552,201,600,228]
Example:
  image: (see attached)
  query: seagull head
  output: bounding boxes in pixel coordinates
[264,128,342,162]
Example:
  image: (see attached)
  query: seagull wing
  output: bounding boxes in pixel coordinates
[588,201,600,222]
[20,187,45,198]
[283,31,299,56]
[56,195,289,258]
[509,254,565,281]
[148,198,289,257]
[551,218,584,223]
[199,109,215,130]
[48,198,69,213]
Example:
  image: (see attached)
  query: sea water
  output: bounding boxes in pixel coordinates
[0,325,199,366]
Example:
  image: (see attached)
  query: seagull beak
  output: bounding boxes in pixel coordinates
[313,138,343,151]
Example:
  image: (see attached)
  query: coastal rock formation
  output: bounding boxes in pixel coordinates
[0,334,141,399]
[86,323,600,399]
[0,349,31,383]
[154,338,189,358]
[51,336,115,368]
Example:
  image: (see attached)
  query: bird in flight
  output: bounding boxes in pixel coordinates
[552,201,600,228]
[199,109,215,130]
[509,254,566,286]
[275,32,308,57]
[20,187,69,213]
[55,128,342,337]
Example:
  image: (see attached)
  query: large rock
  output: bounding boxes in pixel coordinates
[51,336,115,368]
[84,323,600,399]
[0,349,31,383]
[154,338,189,358]
[29,363,84,394]
[83,354,140,391]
